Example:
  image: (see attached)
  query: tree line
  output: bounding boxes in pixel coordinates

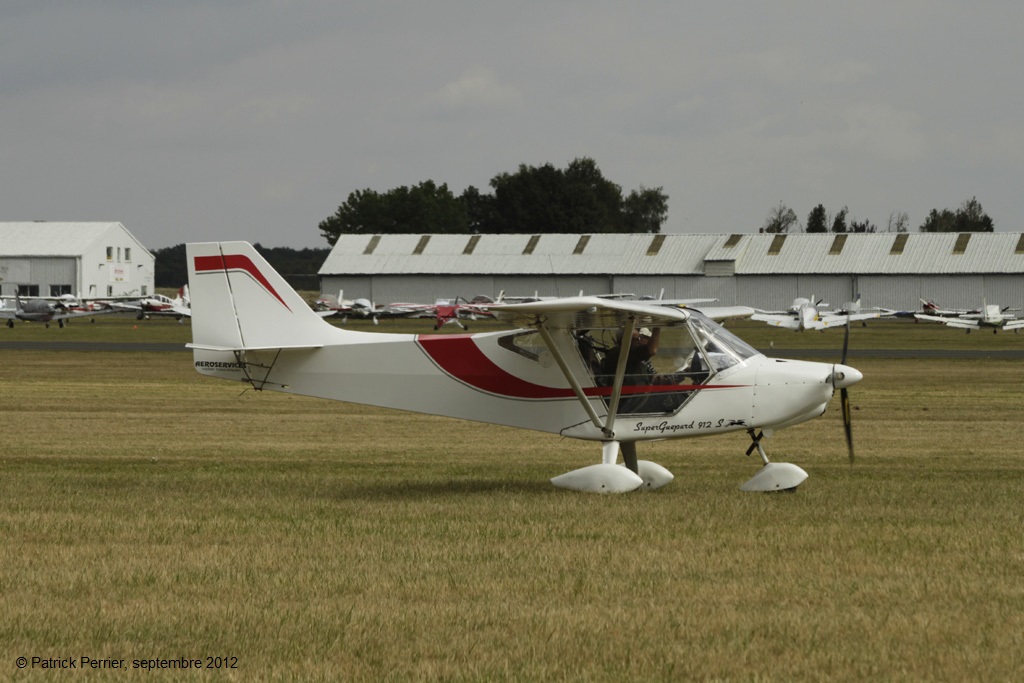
[317,157,668,245]
[761,196,994,234]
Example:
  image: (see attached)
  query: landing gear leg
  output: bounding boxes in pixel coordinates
[746,429,770,466]
[621,441,639,474]
[740,428,808,492]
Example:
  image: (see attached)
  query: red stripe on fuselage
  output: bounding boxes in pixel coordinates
[193,253,291,311]
[416,334,732,400]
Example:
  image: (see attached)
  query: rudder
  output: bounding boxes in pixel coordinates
[187,241,337,350]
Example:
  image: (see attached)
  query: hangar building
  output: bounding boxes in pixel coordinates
[318,232,1024,312]
[0,222,155,299]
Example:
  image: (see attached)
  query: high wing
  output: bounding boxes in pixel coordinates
[488,295,690,331]
[51,308,116,321]
[750,313,802,330]
[914,313,979,329]
[665,304,753,322]
[810,311,882,329]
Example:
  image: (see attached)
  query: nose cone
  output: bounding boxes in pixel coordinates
[832,364,863,389]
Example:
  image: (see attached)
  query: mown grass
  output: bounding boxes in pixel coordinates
[2,347,1024,680]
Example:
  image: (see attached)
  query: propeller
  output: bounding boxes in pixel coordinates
[839,316,854,463]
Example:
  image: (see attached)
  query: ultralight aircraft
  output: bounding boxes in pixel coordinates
[186,242,863,493]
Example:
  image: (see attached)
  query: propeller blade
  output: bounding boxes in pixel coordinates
[841,315,853,463]
[841,387,854,463]
[841,315,851,365]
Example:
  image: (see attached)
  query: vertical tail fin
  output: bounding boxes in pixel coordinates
[187,241,338,350]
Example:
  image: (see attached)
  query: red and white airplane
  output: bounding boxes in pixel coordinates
[109,286,191,320]
[186,242,862,493]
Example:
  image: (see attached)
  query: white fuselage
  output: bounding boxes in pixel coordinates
[193,327,847,444]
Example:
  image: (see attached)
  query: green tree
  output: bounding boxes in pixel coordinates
[919,196,994,232]
[487,158,633,234]
[152,244,187,289]
[954,196,994,232]
[849,218,877,233]
[623,186,669,233]
[831,206,848,233]
[761,203,799,233]
[320,158,668,239]
[319,181,469,245]
[459,185,495,234]
[806,204,828,233]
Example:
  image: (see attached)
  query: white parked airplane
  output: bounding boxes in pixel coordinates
[106,286,191,321]
[915,300,1024,333]
[186,242,863,493]
[752,296,880,331]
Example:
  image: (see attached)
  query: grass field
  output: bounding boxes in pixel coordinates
[2,318,1024,680]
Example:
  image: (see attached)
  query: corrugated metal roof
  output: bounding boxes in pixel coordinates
[724,233,1024,274]
[319,232,1024,276]
[319,233,722,275]
[0,222,149,256]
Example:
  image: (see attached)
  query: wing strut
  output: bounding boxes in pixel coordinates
[537,323,611,437]
[603,317,637,437]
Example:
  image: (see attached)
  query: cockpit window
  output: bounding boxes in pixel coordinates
[574,315,759,416]
[687,312,759,372]
[497,330,546,362]
[577,323,709,415]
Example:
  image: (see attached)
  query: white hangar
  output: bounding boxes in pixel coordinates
[318,232,1024,312]
[0,222,155,299]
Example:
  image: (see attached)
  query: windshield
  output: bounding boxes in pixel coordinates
[686,312,760,372]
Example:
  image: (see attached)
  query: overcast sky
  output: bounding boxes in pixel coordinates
[3,1,1022,250]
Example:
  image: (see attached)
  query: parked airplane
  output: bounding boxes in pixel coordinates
[110,286,191,320]
[421,296,497,330]
[186,242,862,493]
[0,294,116,328]
[751,296,880,331]
[884,299,975,319]
[317,291,498,329]
[914,300,1024,333]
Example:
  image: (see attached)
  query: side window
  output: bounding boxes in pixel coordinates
[497,330,547,362]
[578,325,708,416]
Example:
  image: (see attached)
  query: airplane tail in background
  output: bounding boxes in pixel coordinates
[186,241,343,351]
